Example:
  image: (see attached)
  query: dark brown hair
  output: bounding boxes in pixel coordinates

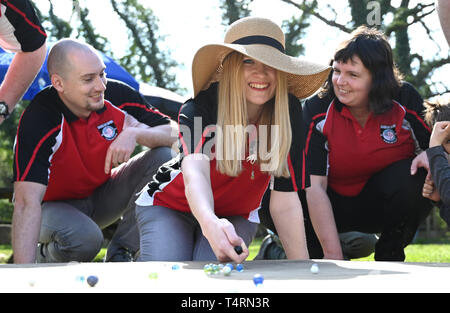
[319,25,403,115]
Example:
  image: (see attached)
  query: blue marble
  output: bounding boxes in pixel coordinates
[86,275,98,287]
[253,273,264,286]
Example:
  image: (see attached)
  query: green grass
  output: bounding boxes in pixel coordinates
[0,245,12,263]
[0,240,262,263]
[2,240,450,263]
[96,239,263,262]
[248,238,262,260]
[354,244,450,263]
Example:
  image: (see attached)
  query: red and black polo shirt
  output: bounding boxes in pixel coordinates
[0,0,46,52]
[303,82,431,197]
[13,79,170,202]
[136,83,309,221]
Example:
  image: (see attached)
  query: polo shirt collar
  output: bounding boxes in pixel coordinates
[332,97,374,125]
[49,87,107,123]
[332,97,345,112]
[333,97,363,120]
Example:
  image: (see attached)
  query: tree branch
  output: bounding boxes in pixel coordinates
[281,0,352,33]
[384,3,435,36]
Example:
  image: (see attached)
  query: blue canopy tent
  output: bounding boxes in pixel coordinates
[0,45,139,100]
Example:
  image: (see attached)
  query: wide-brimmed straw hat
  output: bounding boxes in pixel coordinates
[192,16,331,99]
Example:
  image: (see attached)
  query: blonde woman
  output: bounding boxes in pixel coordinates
[135,17,330,262]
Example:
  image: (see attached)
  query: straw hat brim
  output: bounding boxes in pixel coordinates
[192,43,331,99]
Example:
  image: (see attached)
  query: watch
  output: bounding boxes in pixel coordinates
[0,101,10,119]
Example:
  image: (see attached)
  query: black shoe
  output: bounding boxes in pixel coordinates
[6,253,13,264]
[35,243,47,263]
[104,247,134,262]
[254,233,287,260]
[254,234,274,260]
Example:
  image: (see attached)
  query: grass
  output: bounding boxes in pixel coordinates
[0,241,262,263]
[2,240,450,263]
[0,245,11,263]
[354,244,450,263]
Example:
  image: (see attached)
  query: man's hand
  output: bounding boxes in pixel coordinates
[104,127,137,174]
[410,151,430,176]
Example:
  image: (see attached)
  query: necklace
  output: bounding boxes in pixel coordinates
[246,125,258,180]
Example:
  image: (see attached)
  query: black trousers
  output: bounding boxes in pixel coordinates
[259,158,433,261]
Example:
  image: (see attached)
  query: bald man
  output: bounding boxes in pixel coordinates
[436,0,450,46]
[12,39,177,264]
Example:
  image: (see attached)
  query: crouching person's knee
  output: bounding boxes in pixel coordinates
[40,225,104,263]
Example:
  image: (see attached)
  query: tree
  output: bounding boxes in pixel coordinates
[219,0,312,57]
[282,10,315,57]
[281,0,450,98]
[110,0,180,91]
[74,2,110,53]
[37,1,73,42]
[0,0,181,186]
[220,0,252,25]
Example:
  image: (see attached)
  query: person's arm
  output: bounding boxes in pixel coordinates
[126,114,178,148]
[12,181,47,264]
[181,153,248,263]
[104,114,177,173]
[425,121,450,205]
[0,43,47,124]
[436,0,450,46]
[306,175,343,260]
[269,190,309,259]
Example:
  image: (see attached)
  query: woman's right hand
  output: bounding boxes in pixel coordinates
[202,217,249,264]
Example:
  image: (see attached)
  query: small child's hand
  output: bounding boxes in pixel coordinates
[422,177,441,202]
[430,121,450,147]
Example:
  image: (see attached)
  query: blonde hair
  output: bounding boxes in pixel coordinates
[216,52,292,177]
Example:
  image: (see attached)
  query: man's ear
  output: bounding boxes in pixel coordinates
[51,74,64,93]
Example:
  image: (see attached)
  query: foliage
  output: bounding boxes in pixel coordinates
[0,200,12,224]
[35,0,180,92]
[109,0,180,91]
[220,0,252,25]
[282,13,313,57]
[0,0,181,202]
[354,243,450,262]
[0,103,26,188]
[281,0,450,99]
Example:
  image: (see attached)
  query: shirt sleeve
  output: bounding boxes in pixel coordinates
[272,95,310,192]
[303,95,329,177]
[13,103,61,185]
[0,0,47,52]
[427,145,450,206]
[178,89,217,159]
[398,82,431,151]
[104,79,171,127]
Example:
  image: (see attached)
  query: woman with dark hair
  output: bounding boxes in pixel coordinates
[302,26,433,261]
